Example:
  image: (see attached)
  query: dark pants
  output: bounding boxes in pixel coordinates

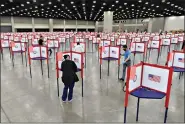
[62,82,75,101]
[48,49,52,56]
[122,60,131,79]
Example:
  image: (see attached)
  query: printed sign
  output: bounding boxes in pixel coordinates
[72,53,82,69]
[171,38,178,44]
[1,40,9,47]
[162,39,170,46]
[12,42,26,52]
[110,47,119,59]
[29,46,47,59]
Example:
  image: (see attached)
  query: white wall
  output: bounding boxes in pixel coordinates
[0,16,95,32]
[164,16,184,31]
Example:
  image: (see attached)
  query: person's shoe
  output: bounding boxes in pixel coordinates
[68,99,73,102]
[119,78,124,81]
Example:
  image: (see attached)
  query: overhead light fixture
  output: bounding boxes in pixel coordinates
[103,3,106,5]
[124,3,127,5]
[48,2,52,4]
[93,1,96,3]
[156,6,159,8]
[71,1,74,4]
[138,0,142,3]
[167,2,170,4]
[27,1,30,4]
[116,1,119,3]
[112,4,114,7]
[131,4,135,6]
[145,2,148,4]
[82,3,85,6]
[1,4,4,6]
[21,4,24,6]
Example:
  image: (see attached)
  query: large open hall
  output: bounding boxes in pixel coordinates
[0,0,184,123]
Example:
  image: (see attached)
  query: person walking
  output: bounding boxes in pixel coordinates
[61,55,79,102]
[119,45,131,91]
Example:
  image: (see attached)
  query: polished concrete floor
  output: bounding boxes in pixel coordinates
[1,39,184,123]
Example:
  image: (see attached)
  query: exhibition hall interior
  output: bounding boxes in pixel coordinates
[0,0,184,123]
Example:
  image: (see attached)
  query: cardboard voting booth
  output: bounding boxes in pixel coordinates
[1,40,10,48]
[124,62,173,123]
[10,42,27,66]
[99,46,120,79]
[153,35,160,41]
[160,38,171,54]
[166,51,185,79]
[56,51,84,97]
[99,40,111,47]
[142,36,150,42]
[32,38,39,46]
[130,42,146,64]
[147,40,161,63]
[170,37,178,44]
[132,37,141,42]
[178,36,184,42]
[92,37,101,44]
[116,38,127,46]
[28,46,49,78]
[47,39,60,49]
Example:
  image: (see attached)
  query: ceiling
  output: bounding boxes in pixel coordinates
[0,0,184,21]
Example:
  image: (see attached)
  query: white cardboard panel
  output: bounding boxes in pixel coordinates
[48,40,59,48]
[12,43,26,51]
[173,52,185,68]
[135,43,145,52]
[129,65,142,92]
[59,38,65,43]
[153,36,160,41]
[1,40,9,47]
[142,37,150,42]
[142,65,169,93]
[72,53,82,69]
[148,41,160,48]
[178,36,184,42]
[110,47,119,58]
[130,43,136,52]
[30,46,47,59]
[102,47,109,58]
[32,39,38,45]
[171,38,178,44]
[162,39,170,45]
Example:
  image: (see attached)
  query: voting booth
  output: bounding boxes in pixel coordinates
[124,62,173,123]
[142,36,150,42]
[32,38,39,46]
[161,38,171,53]
[99,40,111,47]
[99,46,121,79]
[28,46,49,78]
[116,38,127,46]
[166,50,185,79]
[10,42,27,67]
[132,37,141,42]
[47,39,60,58]
[70,42,86,67]
[130,42,146,64]
[56,51,84,97]
[147,40,161,63]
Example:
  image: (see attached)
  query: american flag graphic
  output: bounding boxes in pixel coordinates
[74,58,79,63]
[112,50,116,54]
[137,45,142,48]
[148,74,161,83]
[178,58,184,63]
[153,43,156,45]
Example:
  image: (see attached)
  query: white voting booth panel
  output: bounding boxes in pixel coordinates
[93,38,101,43]
[178,36,184,42]
[101,47,109,58]
[21,38,28,43]
[9,36,14,40]
[100,40,111,47]
[1,40,10,47]
[117,38,127,45]
[132,37,141,42]
[110,37,114,42]
[110,47,119,58]
[148,41,160,49]
[57,52,71,69]
[142,65,170,93]
[171,37,178,44]
[3,36,9,40]
[161,39,171,46]
[32,39,39,45]
[131,42,145,52]
[76,38,84,42]
[14,37,20,42]
[72,53,82,69]
[153,36,160,41]
[47,40,59,48]
[71,43,85,53]
[142,37,150,42]
[59,38,65,43]
[128,65,142,92]
[30,46,47,59]
[12,43,26,52]
[172,52,184,68]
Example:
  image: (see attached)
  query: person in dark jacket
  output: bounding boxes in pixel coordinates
[61,55,78,102]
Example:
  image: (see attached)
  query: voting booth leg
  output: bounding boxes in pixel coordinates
[85,53,86,68]
[118,65,120,79]
[29,65,32,78]
[148,49,151,60]
[124,107,127,123]
[82,78,84,97]
[21,52,24,65]
[136,98,140,121]
[40,60,43,75]
[92,43,93,52]
[133,54,136,65]
[57,78,59,97]
[157,52,160,64]
[47,63,50,78]
[100,64,102,79]
[25,53,27,67]
[12,54,14,67]
[107,60,110,76]
[164,108,168,123]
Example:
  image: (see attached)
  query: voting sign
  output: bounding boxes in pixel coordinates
[11,42,26,52]
[148,40,160,49]
[72,53,82,69]
[117,38,127,45]
[132,37,141,42]
[171,37,178,44]
[100,40,111,47]
[131,42,145,52]
[178,36,184,42]
[14,37,20,42]
[110,47,119,59]
[110,37,115,42]
[173,52,185,68]
[101,47,109,58]
[142,37,150,42]
[47,40,59,48]
[59,37,65,43]
[29,46,47,59]
[128,64,142,92]
[161,38,171,46]
[153,36,160,41]
[1,40,10,47]
[32,39,39,45]
[142,65,170,93]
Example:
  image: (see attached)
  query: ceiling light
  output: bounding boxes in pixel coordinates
[124,3,127,5]
[93,1,96,3]
[175,5,178,7]
[21,4,24,6]
[156,6,159,8]
[48,2,52,4]
[167,2,170,4]
[54,5,57,7]
[145,2,148,4]
[131,4,135,6]
[112,5,114,7]
[82,3,85,6]
[116,1,119,3]
[12,8,15,10]
[138,0,142,3]
[92,5,95,7]
[27,1,30,4]
[71,1,74,4]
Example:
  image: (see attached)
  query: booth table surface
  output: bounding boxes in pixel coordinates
[1,38,184,123]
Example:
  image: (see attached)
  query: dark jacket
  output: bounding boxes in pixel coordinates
[61,60,78,84]
[38,39,44,45]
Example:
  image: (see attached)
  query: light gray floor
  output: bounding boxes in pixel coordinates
[1,39,184,123]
